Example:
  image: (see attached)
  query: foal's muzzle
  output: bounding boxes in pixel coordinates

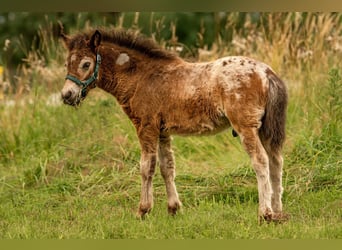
[61,89,82,106]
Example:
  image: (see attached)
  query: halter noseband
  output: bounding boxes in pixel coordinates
[65,53,101,97]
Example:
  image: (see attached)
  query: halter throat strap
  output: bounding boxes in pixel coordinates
[65,53,101,97]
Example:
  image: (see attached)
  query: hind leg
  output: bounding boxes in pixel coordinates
[238,127,273,222]
[269,151,283,213]
[263,143,289,222]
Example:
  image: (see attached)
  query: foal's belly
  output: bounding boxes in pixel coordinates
[167,116,231,136]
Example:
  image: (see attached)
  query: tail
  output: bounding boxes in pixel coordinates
[260,69,288,152]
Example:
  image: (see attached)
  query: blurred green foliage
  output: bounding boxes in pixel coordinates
[1,12,340,88]
[0,13,119,67]
[0,12,253,68]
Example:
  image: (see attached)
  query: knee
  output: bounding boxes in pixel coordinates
[160,161,175,179]
[140,154,157,178]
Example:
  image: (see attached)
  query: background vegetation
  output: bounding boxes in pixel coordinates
[0,12,341,239]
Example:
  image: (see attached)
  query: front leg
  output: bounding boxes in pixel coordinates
[138,152,157,218]
[158,134,182,215]
[136,126,159,219]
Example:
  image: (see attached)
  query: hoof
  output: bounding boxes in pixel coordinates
[137,204,152,219]
[259,211,290,224]
[272,212,290,224]
[258,207,273,224]
[168,201,182,216]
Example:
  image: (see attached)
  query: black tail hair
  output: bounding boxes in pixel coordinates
[260,69,288,152]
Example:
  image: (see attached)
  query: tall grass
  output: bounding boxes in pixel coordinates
[0,12,341,239]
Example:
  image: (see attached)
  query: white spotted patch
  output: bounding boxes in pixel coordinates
[116,53,130,66]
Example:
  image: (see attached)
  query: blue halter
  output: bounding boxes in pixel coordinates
[65,53,101,97]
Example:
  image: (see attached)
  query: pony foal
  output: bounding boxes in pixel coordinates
[60,28,288,223]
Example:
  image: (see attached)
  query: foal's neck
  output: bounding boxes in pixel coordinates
[97,43,181,105]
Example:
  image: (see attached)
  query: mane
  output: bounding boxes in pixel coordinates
[68,28,177,60]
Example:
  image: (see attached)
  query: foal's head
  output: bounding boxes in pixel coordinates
[60,30,102,106]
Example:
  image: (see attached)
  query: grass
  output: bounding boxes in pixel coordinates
[0,83,341,239]
[0,12,341,239]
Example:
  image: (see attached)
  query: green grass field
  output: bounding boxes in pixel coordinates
[0,13,341,239]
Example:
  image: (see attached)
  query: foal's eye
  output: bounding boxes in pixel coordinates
[82,62,91,70]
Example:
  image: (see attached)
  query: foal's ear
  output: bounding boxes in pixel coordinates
[57,21,70,48]
[89,30,102,52]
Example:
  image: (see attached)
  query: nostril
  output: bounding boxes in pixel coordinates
[62,90,72,100]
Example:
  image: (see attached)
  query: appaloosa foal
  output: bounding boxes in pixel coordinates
[60,28,288,223]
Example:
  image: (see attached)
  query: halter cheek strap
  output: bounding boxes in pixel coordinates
[65,53,102,97]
